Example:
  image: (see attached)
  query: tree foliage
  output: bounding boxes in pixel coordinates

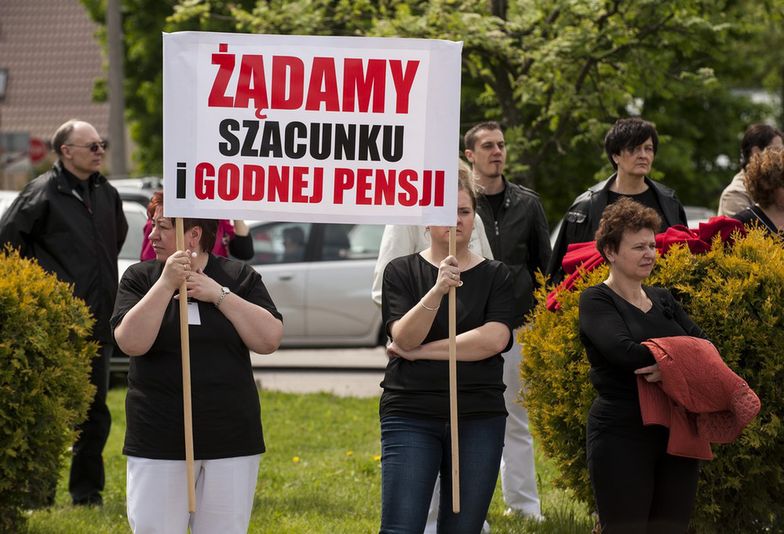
[82,0,780,221]
[521,229,784,532]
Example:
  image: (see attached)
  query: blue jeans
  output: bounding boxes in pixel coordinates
[379,415,506,534]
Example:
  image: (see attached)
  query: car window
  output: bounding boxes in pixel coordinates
[250,222,312,264]
[319,224,383,261]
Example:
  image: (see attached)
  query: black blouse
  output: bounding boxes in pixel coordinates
[579,283,706,402]
[733,205,782,238]
[380,254,515,420]
[112,254,282,460]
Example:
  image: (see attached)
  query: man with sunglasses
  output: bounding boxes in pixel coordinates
[0,119,128,507]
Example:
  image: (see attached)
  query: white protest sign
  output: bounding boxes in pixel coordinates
[163,31,462,225]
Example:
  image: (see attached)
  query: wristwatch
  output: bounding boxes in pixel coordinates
[215,286,230,308]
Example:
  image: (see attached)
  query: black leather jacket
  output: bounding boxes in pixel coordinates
[0,161,128,342]
[475,176,551,327]
[547,174,687,284]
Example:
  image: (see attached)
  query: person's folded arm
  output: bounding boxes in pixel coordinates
[389,253,463,350]
[389,321,510,362]
[579,287,655,370]
[228,220,254,260]
[233,219,249,236]
[388,285,446,351]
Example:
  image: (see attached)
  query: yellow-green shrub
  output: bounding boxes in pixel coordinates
[0,248,97,532]
[521,229,784,532]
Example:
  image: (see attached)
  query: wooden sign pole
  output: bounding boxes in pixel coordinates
[176,218,197,512]
[448,227,460,513]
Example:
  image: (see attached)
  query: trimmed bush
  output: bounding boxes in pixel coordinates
[521,228,784,532]
[0,248,97,532]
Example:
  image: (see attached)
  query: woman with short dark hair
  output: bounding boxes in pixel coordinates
[579,197,707,532]
[548,117,687,284]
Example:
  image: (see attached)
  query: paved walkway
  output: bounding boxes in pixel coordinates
[250,347,387,370]
[251,347,386,398]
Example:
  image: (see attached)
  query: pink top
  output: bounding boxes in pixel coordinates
[140,219,236,260]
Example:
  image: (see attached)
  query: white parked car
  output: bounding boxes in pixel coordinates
[0,190,19,216]
[683,205,716,227]
[118,200,148,280]
[246,221,385,347]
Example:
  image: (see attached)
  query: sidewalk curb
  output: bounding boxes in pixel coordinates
[250,347,387,370]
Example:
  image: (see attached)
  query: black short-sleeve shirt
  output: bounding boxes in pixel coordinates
[111,254,282,460]
[380,254,515,420]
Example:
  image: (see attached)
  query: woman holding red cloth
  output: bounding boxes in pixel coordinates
[578,197,708,533]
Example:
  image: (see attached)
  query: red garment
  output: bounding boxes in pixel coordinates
[545,241,603,310]
[546,216,746,311]
[655,217,746,255]
[637,336,760,460]
[140,218,236,260]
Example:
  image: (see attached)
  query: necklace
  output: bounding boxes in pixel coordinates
[605,281,650,311]
[454,251,476,271]
[423,249,476,271]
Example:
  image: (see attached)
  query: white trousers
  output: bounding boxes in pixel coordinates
[500,331,541,516]
[424,329,541,533]
[126,454,261,534]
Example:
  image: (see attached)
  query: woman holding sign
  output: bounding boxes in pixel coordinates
[112,192,283,533]
[380,168,515,533]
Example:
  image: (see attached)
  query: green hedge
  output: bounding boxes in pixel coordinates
[521,228,784,532]
[0,248,97,532]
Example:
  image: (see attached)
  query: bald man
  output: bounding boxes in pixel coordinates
[0,119,128,506]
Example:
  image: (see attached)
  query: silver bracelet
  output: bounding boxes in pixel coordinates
[419,299,440,312]
[215,286,230,308]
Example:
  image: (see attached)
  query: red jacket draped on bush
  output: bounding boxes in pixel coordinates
[546,216,746,311]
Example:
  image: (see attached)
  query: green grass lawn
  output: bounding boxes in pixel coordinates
[26,388,593,533]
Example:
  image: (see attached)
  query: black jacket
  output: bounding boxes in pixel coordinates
[475,176,551,327]
[0,161,128,342]
[547,174,687,284]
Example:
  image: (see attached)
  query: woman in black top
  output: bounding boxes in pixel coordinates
[380,168,515,533]
[548,117,688,284]
[579,197,707,533]
[732,147,784,239]
[112,192,283,533]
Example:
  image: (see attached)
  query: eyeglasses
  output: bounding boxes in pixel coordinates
[64,140,109,153]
